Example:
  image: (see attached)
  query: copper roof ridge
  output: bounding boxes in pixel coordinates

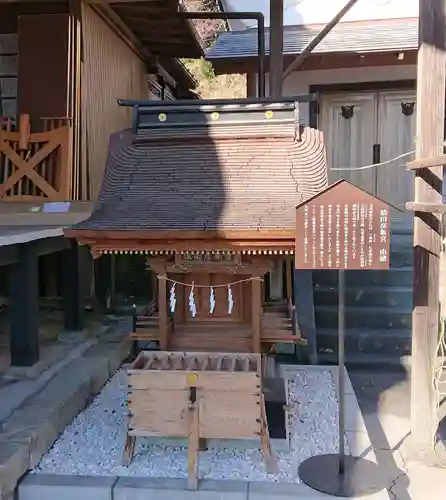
[133,134,295,144]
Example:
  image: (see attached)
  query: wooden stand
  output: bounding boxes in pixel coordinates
[123,351,277,489]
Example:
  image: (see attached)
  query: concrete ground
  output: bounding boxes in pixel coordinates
[349,365,446,500]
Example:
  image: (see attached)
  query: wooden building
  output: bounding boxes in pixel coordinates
[206,11,419,361]
[0,0,200,202]
[0,0,202,368]
[67,98,328,353]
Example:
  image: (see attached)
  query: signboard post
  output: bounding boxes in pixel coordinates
[296,180,391,497]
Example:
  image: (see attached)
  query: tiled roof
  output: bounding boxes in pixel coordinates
[74,102,328,233]
[206,18,418,60]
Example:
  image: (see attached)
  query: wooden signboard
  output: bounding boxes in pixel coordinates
[295,179,391,271]
[295,180,394,496]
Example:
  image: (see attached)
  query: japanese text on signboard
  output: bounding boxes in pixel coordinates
[296,182,391,271]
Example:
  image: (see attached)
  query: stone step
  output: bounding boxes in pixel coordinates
[390,249,413,268]
[314,306,411,330]
[313,286,412,309]
[312,267,413,287]
[316,327,411,357]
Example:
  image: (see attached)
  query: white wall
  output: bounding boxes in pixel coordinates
[255,65,417,103]
[266,64,417,124]
[224,0,418,28]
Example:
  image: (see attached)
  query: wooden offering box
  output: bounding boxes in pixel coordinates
[123,351,277,489]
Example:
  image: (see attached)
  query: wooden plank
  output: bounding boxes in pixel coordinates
[411,0,446,450]
[18,114,30,151]
[187,400,199,491]
[129,389,189,437]
[128,371,259,392]
[229,357,237,372]
[201,356,209,371]
[243,357,250,372]
[216,356,224,372]
[158,275,168,350]
[259,393,278,474]
[406,201,446,213]
[252,277,262,353]
[160,353,171,370]
[407,153,446,170]
[173,353,184,370]
[199,392,261,439]
[187,355,197,371]
[122,434,136,466]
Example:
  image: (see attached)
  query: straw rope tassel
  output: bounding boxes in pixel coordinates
[189,283,197,318]
[209,286,215,314]
[228,285,234,315]
[169,282,176,313]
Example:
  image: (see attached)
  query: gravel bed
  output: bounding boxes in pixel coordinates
[33,367,347,483]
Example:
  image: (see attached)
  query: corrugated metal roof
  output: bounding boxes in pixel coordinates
[206,18,418,60]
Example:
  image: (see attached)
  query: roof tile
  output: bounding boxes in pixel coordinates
[75,121,328,233]
[206,18,418,60]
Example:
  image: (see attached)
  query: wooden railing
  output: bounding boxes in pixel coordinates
[0,114,73,201]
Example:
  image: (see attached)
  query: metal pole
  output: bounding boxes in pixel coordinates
[256,14,265,97]
[338,269,346,475]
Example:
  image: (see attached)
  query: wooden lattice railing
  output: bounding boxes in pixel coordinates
[0,114,73,201]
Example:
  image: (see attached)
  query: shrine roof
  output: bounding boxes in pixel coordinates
[71,99,327,237]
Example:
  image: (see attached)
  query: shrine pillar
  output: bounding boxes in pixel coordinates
[251,275,262,353]
[269,260,284,300]
[158,274,168,350]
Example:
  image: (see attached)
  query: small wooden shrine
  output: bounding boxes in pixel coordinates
[66,98,328,354]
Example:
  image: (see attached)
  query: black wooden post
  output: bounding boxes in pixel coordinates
[8,243,39,366]
[94,254,111,312]
[61,240,84,331]
[293,269,318,364]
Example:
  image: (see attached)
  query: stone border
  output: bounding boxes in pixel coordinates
[19,474,388,499]
[18,365,387,499]
[0,336,131,496]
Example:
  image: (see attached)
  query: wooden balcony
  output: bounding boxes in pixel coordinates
[0,114,75,201]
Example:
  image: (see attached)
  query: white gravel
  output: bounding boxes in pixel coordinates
[33,367,348,483]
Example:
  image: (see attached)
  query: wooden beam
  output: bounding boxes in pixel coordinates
[66,228,297,241]
[285,257,293,301]
[406,202,446,213]
[411,0,446,449]
[252,276,262,353]
[61,240,84,331]
[246,72,257,98]
[164,262,273,275]
[8,245,39,367]
[269,0,283,97]
[158,275,168,351]
[407,153,446,170]
[282,0,361,81]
